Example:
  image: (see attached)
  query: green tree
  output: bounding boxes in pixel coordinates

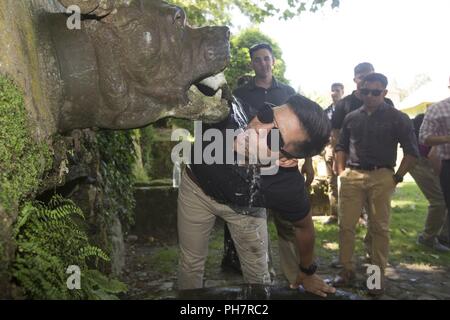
[171,0,339,26]
[225,27,289,90]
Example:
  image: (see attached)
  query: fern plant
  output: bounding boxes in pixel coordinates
[13,195,127,299]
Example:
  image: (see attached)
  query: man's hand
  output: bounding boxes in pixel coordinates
[301,158,315,188]
[291,272,336,298]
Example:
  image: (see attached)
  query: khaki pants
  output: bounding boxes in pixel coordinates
[271,210,300,285]
[324,144,338,217]
[338,168,396,273]
[177,170,271,290]
[409,158,448,240]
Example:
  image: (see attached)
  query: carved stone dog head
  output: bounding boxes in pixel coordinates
[55,0,230,131]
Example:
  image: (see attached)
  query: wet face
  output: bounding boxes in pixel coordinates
[235,104,309,165]
[360,81,387,109]
[251,48,275,80]
[331,85,344,104]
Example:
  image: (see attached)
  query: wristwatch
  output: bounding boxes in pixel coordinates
[393,173,403,184]
[299,262,317,276]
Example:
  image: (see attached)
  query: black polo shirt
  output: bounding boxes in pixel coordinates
[233,77,296,118]
[331,91,394,130]
[335,102,419,168]
[189,108,310,222]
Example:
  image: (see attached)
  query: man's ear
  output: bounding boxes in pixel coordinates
[278,157,299,168]
[272,56,276,66]
[383,89,388,97]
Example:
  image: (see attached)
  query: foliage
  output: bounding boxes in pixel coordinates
[97,130,137,232]
[171,0,339,26]
[138,119,188,181]
[13,195,126,299]
[225,27,289,90]
[0,75,51,214]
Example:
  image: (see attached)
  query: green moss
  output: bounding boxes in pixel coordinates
[0,75,51,214]
[148,247,179,275]
[97,130,137,232]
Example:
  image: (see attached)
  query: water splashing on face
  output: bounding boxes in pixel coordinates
[230,95,261,209]
[230,96,249,129]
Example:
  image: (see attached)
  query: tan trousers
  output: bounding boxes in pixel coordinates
[409,158,448,240]
[271,210,300,285]
[324,144,338,217]
[177,170,271,290]
[338,168,396,273]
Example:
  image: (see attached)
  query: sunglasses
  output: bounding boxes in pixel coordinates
[360,88,384,96]
[255,103,300,159]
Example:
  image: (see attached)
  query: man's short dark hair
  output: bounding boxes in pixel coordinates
[249,43,273,59]
[362,72,388,88]
[354,62,374,76]
[286,94,331,159]
[331,83,344,91]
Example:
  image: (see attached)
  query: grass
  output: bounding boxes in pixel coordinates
[313,182,450,267]
[147,247,179,275]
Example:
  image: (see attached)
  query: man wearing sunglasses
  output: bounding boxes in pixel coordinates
[334,73,419,295]
[330,63,394,268]
[222,43,315,282]
[177,94,336,297]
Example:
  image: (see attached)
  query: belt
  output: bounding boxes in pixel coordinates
[348,164,393,171]
[185,166,202,188]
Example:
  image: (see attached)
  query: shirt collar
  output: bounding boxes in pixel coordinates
[360,102,389,115]
[249,76,280,90]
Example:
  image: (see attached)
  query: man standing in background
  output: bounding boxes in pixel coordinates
[420,79,450,248]
[334,73,418,295]
[221,43,315,286]
[324,83,344,225]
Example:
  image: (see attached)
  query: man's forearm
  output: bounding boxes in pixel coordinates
[424,135,450,146]
[335,151,347,175]
[396,154,417,177]
[293,212,315,268]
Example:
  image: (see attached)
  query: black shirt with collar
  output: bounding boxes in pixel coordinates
[335,102,419,168]
[189,106,310,222]
[331,91,394,130]
[233,76,296,118]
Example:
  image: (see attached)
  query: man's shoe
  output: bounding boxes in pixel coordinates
[324,216,338,225]
[332,270,355,287]
[417,235,450,252]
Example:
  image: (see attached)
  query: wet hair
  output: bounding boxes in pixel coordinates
[362,72,388,88]
[286,94,331,158]
[354,62,374,76]
[249,43,273,59]
[331,82,344,91]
